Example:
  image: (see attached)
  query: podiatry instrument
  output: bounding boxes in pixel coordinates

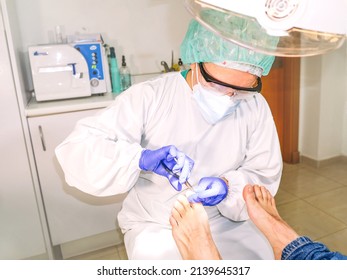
[161,160,194,190]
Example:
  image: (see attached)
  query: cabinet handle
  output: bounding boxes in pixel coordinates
[38,125,46,151]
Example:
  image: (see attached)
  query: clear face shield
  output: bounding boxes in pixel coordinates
[184,0,347,57]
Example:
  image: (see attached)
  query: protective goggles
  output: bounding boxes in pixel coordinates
[198,62,262,93]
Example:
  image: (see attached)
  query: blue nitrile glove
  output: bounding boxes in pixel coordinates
[188,177,228,206]
[139,145,194,191]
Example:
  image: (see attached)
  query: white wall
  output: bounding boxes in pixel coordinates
[299,43,347,160]
[13,0,192,86]
[299,56,321,159]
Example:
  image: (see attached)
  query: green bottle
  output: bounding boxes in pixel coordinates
[109,47,121,94]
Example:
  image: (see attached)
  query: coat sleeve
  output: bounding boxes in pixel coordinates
[217,96,283,221]
[55,83,158,196]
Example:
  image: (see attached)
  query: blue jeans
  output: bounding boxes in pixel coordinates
[282,236,347,260]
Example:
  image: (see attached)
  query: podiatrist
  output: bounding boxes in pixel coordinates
[55,18,282,259]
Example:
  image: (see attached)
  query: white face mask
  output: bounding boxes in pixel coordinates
[192,83,241,124]
[191,64,255,124]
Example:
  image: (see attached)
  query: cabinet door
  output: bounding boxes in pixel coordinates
[0,7,46,259]
[28,110,125,245]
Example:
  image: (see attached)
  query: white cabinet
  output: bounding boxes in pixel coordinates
[0,96,47,259]
[0,68,47,260]
[0,4,47,259]
[28,109,125,246]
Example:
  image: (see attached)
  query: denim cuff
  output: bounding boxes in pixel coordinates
[281,236,313,260]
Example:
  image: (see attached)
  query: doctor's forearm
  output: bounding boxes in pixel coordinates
[56,135,143,196]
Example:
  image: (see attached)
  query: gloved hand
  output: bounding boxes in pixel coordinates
[139,145,194,191]
[188,177,228,206]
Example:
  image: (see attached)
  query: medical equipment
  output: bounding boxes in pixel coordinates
[160,160,194,190]
[72,42,109,95]
[28,42,110,101]
[184,0,347,57]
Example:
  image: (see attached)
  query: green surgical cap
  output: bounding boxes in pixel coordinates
[180,16,277,76]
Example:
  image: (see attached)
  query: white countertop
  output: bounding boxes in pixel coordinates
[25,72,163,117]
[25,92,116,117]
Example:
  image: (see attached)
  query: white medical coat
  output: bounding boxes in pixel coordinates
[55,72,282,259]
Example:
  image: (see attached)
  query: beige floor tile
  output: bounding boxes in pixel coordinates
[277,200,346,240]
[305,187,347,224]
[280,176,344,198]
[317,229,347,255]
[67,245,120,260]
[275,188,298,205]
[282,163,301,174]
[116,243,128,260]
[280,167,320,188]
[314,163,347,185]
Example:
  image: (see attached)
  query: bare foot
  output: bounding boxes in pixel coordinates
[169,195,221,260]
[243,185,299,260]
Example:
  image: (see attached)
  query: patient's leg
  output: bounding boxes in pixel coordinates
[243,185,299,260]
[169,195,221,260]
